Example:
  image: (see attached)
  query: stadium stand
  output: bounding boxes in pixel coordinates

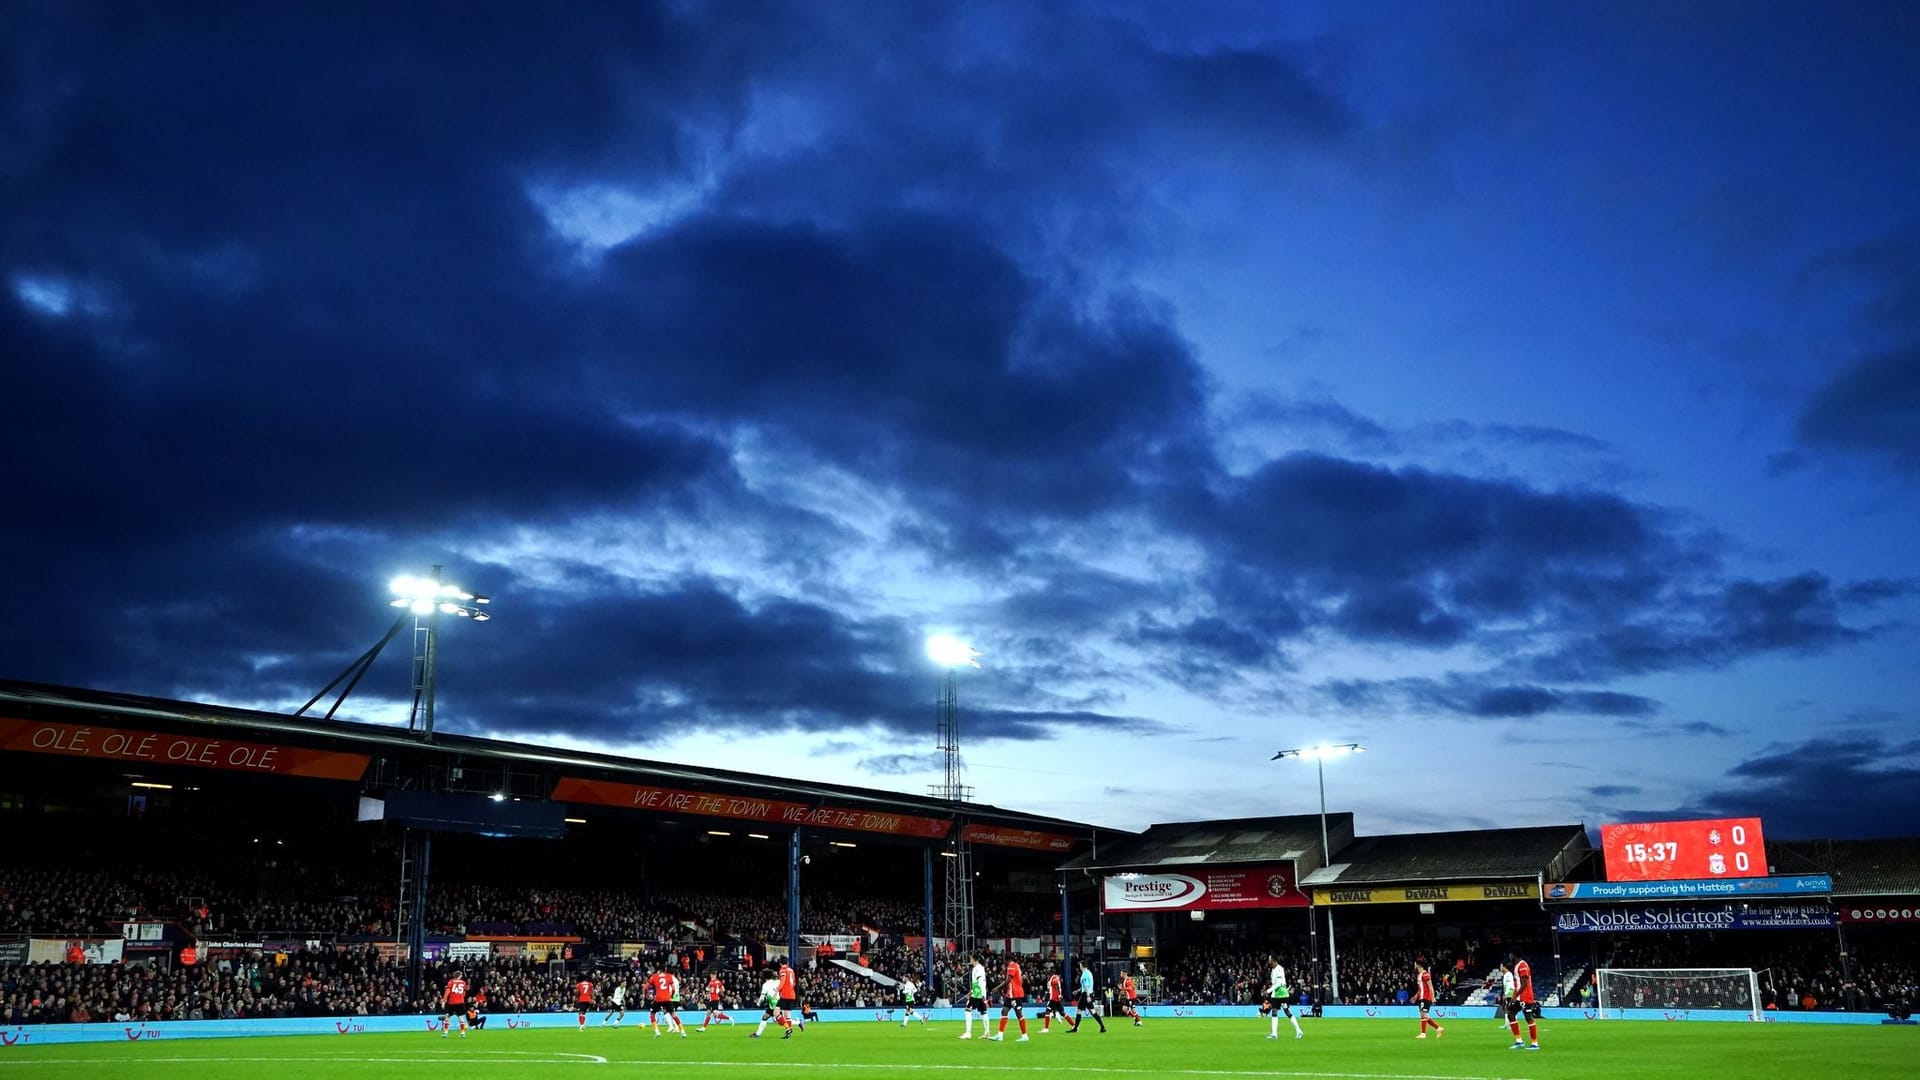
[3,677,1918,1026]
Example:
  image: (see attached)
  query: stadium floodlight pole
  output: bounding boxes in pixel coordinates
[386,567,490,1000]
[926,634,981,957]
[1272,743,1366,1005]
[389,567,491,742]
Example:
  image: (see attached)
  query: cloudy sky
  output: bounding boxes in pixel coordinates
[5,2,1917,841]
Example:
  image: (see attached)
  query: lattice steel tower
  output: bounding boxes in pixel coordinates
[926,635,979,957]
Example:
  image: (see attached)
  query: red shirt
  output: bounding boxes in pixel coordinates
[444,978,468,1005]
[1515,960,1535,1004]
[777,966,796,998]
[575,980,594,1003]
[1416,971,1433,1003]
[707,977,724,1002]
[1122,975,1136,1000]
[1047,974,1062,1002]
[1006,962,1024,998]
[650,972,675,1003]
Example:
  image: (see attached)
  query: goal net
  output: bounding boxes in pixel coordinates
[1595,968,1761,1020]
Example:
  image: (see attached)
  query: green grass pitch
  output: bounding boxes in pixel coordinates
[3,1017,1913,1079]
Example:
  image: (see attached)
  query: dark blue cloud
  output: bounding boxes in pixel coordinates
[1788,233,1920,476]
[1587,784,1642,799]
[1320,677,1664,723]
[854,753,945,777]
[1535,573,1910,681]
[0,0,1910,816]
[1797,348,1920,474]
[1660,735,1920,840]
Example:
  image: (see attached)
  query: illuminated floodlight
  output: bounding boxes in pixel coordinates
[925,634,981,668]
[1273,741,1368,1005]
[391,573,491,619]
[1271,743,1366,762]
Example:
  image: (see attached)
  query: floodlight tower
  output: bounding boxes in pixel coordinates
[927,634,980,958]
[389,566,490,742]
[386,566,489,998]
[1272,743,1366,1004]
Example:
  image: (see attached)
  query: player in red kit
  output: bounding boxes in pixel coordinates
[991,958,1029,1042]
[1414,961,1443,1038]
[777,962,800,1034]
[1121,972,1142,1027]
[649,969,686,1037]
[575,976,595,1030]
[1506,954,1539,1050]
[440,970,468,1038]
[1040,971,1067,1033]
[700,973,729,1029]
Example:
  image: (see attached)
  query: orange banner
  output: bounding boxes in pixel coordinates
[553,776,951,839]
[960,823,1078,852]
[0,717,370,781]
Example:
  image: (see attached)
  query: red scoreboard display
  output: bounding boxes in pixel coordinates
[1600,817,1767,881]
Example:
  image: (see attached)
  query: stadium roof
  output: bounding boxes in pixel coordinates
[0,677,1104,844]
[1305,824,1591,885]
[1059,813,1349,872]
[1767,838,1920,897]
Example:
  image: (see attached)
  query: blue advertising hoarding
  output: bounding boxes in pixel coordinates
[1544,875,1830,901]
[1553,902,1835,933]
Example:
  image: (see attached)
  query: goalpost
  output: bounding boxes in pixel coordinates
[1594,968,1762,1020]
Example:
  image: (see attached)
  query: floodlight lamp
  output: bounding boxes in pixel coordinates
[1273,742,1366,762]
[489,793,506,803]
[411,600,434,615]
[471,611,491,622]
[439,602,463,615]
[926,634,981,668]
[390,575,418,597]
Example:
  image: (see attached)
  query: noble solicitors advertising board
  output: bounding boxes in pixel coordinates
[1553,902,1835,933]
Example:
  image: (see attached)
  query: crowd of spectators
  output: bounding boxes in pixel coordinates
[1591,933,1918,1012]
[1152,938,1499,1006]
[1,948,418,1025]
[5,928,1915,1026]
[7,841,1917,1023]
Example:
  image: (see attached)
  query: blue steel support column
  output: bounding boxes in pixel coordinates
[1061,873,1072,999]
[923,847,937,993]
[788,828,803,969]
[405,830,431,999]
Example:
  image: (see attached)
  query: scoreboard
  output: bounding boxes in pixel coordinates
[1600,817,1767,881]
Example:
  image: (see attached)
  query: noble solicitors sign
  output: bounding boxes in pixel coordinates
[1553,903,1835,933]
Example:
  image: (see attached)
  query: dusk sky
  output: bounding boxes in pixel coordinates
[5,2,1917,841]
